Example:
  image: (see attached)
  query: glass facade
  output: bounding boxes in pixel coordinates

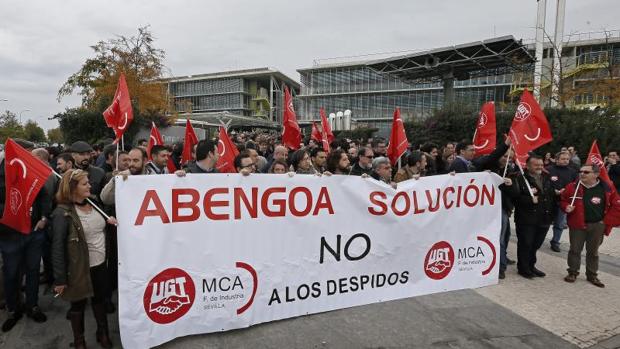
[298,66,514,123]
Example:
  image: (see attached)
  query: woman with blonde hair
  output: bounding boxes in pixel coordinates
[51,169,117,349]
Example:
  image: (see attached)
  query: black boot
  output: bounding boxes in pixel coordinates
[92,303,112,348]
[69,311,86,349]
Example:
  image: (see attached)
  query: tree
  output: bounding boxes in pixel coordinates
[0,110,25,143]
[47,127,64,144]
[23,120,46,143]
[57,26,172,124]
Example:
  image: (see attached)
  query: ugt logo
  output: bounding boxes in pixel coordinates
[143,268,196,324]
[514,102,532,121]
[424,241,455,280]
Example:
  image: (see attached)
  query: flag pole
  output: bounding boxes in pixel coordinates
[570,181,581,206]
[121,135,125,151]
[502,146,512,178]
[115,142,119,171]
[52,171,112,222]
[515,160,535,198]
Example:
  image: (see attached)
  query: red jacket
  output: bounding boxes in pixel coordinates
[560,180,617,236]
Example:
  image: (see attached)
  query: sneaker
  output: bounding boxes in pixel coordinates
[26,306,47,323]
[550,244,561,252]
[587,277,605,288]
[499,270,505,279]
[2,311,22,332]
[531,267,546,277]
[564,274,577,283]
[506,258,516,265]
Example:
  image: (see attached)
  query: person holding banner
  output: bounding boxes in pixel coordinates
[510,154,557,279]
[561,164,616,288]
[394,151,426,183]
[52,169,117,349]
[185,140,219,174]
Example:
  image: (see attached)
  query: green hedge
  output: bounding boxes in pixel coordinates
[404,106,620,159]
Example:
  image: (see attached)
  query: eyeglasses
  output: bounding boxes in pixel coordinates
[69,169,84,181]
[579,170,593,174]
[362,154,375,159]
[241,163,257,169]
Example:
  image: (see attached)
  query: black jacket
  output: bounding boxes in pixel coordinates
[609,163,620,192]
[186,162,218,174]
[510,171,557,226]
[349,162,373,176]
[85,165,106,197]
[546,164,578,191]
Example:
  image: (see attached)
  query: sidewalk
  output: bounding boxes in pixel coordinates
[476,227,620,348]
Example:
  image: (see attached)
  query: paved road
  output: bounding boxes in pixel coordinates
[1,228,619,349]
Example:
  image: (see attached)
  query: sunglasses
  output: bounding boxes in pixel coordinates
[579,170,593,174]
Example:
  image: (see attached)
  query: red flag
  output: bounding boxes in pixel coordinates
[311,122,322,143]
[216,126,240,173]
[586,140,615,192]
[473,102,496,157]
[319,108,335,143]
[0,139,52,234]
[508,90,553,166]
[386,108,409,166]
[281,85,301,150]
[103,73,133,144]
[181,119,199,166]
[147,122,177,173]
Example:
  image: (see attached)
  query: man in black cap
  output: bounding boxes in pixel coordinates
[70,141,106,198]
[0,139,51,331]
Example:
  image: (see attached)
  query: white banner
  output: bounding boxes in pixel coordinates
[116,172,502,348]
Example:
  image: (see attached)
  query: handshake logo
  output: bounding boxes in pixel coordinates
[424,241,455,280]
[143,268,196,324]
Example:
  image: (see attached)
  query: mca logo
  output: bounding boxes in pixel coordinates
[514,102,532,121]
[143,268,195,324]
[424,241,455,280]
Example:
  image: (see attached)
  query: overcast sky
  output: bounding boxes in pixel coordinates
[0,0,618,131]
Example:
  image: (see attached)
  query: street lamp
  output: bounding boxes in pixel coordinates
[19,109,31,124]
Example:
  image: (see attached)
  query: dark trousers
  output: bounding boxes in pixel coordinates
[42,227,54,285]
[515,224,549,273]
[70,262,109,312]
[567,222,605,278]
[106,227,118,295]
[499,211,511,272]
[0,230,46,312]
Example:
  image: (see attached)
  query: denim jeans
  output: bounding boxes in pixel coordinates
[499,211,511,272]
[0,229,46,312]
[551,208,567,247]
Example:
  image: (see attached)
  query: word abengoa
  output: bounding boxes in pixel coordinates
[134,178,496,225]
[116,173,503,348]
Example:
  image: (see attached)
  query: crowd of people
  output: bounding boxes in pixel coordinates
[0,130,619,348]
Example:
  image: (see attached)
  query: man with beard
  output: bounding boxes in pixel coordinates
[145,145,170,175]
[349,146,374,176]
[55,153,75,174]
[70,141,106,198]
[310,147,328,174]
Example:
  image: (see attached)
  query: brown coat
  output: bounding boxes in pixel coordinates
[51,204,94,302]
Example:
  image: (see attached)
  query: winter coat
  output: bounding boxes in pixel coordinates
[51,204,94,302]
[510,171,557,226]
[560,180,617,236]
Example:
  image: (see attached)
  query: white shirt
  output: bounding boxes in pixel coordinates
[75,206,106,267]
